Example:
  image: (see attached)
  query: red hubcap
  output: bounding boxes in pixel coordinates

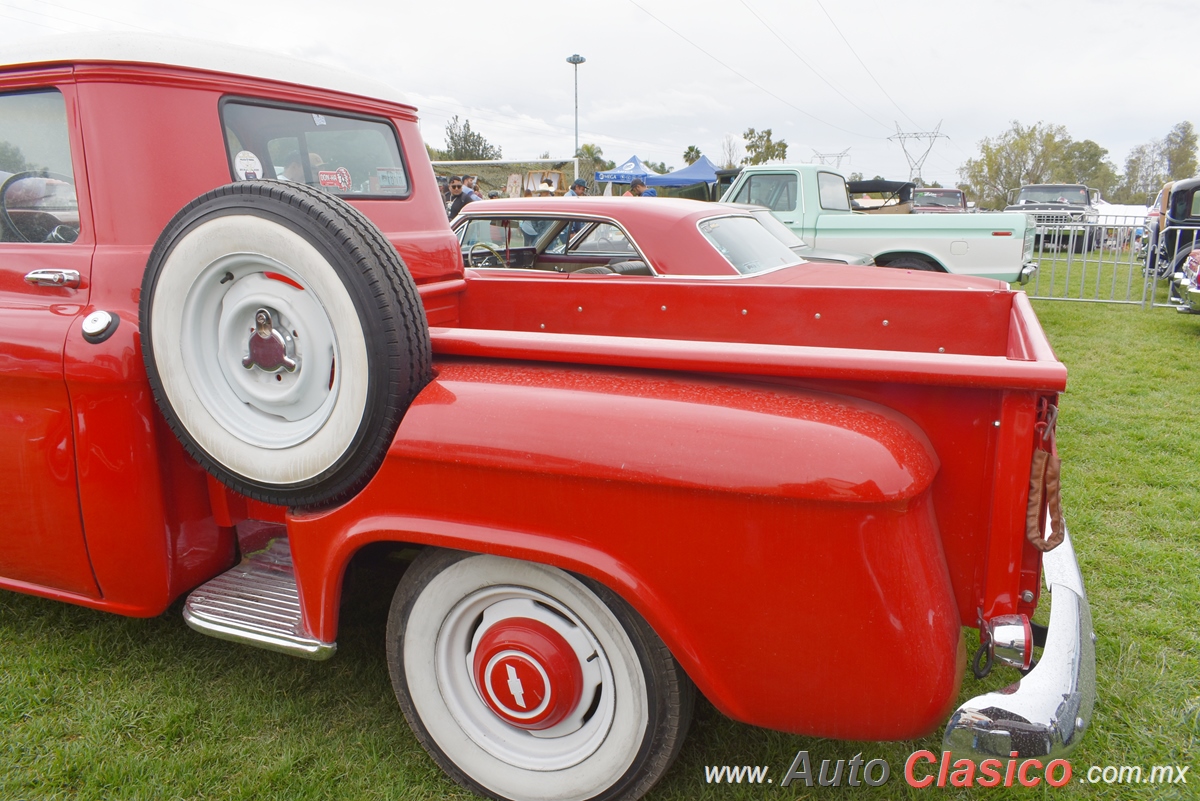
[472,617,583,730]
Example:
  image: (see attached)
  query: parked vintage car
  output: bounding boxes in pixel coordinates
[1005,183,1102,253]
[913,187,969,213]
[1154,177,1200,281]
[722,164,1038,282]
[1144,182,1172,276]
[453,198,877,270]
[2,34,1093,801]
[1171,249,1200,312]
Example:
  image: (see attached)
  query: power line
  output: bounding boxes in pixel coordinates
[413,98,681,158]
[813,0,923,131]
[29,0,159,32]
[0,5,84,31]
[627,0,880,144]
[738,0,890,132]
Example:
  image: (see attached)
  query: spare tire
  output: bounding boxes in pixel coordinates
[140,181,431,508]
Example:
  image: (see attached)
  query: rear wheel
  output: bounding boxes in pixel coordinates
[387,549,694,801]
[884,255,939,272]
[139,181,430,508]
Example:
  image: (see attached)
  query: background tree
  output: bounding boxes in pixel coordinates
[1055,140,1119,198]
[575,143,614,189]
[848,171,863,182]
[576,143,614,171]
[1119,142,1165,203]
[741,128,787,165]
[443,115,502,160]
[643,159,671,175]
[1163,121,1197,180]
[1113,121,1195,203]
[0,142,28,173]
[720,134,742,169]
[958,121,1071,209]
[682,145,701,165]
[425,143,449,161]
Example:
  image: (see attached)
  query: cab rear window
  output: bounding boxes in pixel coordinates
[221,100,409,198]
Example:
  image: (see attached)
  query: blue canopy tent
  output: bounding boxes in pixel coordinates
[595,155,660,183]
[644,155,720,187]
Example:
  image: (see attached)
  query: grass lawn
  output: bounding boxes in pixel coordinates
[1,301,1197,800]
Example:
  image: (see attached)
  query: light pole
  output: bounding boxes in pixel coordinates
[566,53,585,156]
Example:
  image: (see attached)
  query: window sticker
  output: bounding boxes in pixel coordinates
[312,113,327,126]
[234,150,264,180]
[377,167,406,188]
[318,167,353,191]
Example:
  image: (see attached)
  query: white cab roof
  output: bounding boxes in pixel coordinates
[1,32,408,107]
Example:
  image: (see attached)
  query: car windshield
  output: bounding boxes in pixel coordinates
[913,190,963,207]
[697,215,803,274]
[1016,186,1088,205]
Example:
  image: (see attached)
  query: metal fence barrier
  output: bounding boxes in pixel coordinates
[1022,215,1154,305]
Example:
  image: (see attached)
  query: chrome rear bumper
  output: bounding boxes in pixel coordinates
[1018,262,1038,285]
[943,527,1095,759]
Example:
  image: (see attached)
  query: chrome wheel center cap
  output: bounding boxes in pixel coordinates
[243,308,297,373]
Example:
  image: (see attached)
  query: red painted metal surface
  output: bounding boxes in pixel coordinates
[286,360,964,738]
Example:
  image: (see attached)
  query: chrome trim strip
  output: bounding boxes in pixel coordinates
[183,539,336,661]
[943,526,1094,760]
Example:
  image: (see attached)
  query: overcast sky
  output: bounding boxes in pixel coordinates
[4,0,1193,186]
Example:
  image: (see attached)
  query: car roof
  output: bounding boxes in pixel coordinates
[456,196,746,226]
[0,32,410,108]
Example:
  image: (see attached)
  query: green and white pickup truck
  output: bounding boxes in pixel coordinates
[722,164,1038,283]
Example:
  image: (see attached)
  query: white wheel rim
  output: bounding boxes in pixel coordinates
[182,255,338,448]
[405,556,648,801]
[442,590,611,768]
[150,215,369,485]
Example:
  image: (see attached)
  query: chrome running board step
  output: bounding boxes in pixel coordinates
[183,538,336,661]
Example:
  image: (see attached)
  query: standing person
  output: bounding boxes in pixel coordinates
[566,178,588,197]
[624,177,645,197]
[462,174,483,201]
[447,175,480,220]
[446,176,464,220]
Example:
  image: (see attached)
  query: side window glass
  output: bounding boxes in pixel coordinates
[817,172,850,211]
[1191,191,1200,219]
[0,90,79,244]
[732,174,795,212]
[221,101,410,197]
[571,223,635,255]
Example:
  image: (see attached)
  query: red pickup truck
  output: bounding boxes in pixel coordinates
[1,34,1093,801]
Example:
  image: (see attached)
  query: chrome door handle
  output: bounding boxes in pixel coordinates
[24,269,80,288]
